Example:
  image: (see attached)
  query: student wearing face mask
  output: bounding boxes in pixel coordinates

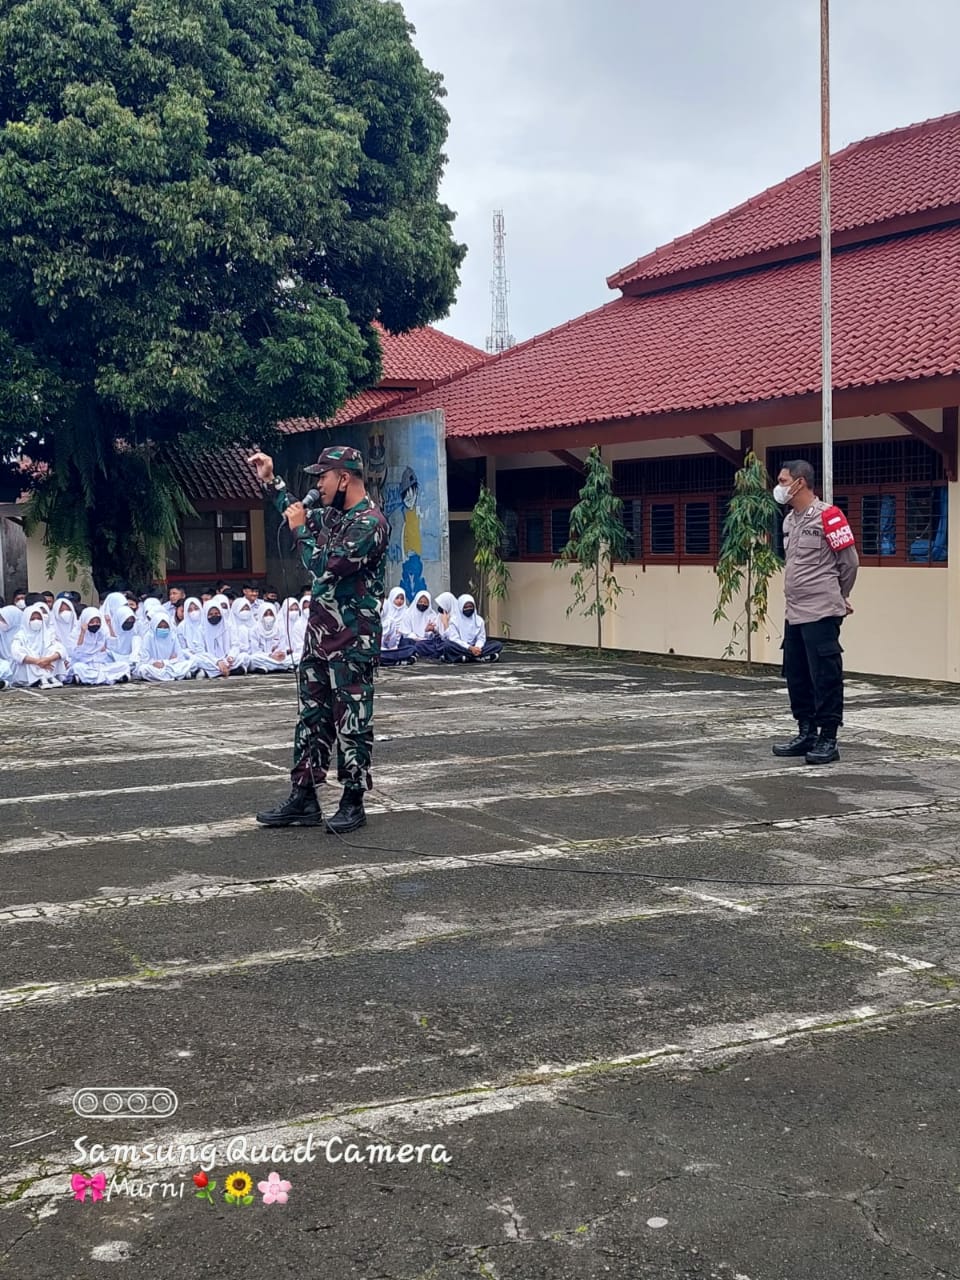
[246,604,294,672]
[12,590,26,611]
[177,597,205,658]
[71,607,133,685]
[772,460,858,766]
[379,587,417,667]
[192,599,242,678]
[402,590,444,660]
[442,594,502,664]
[106,605,143,670]
[230,597,258,671]
[137,616,197,681]
[248,446,389,833]
[10,604,69,687]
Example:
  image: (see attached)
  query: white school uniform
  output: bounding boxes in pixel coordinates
[246,606,294,673]
[71,608,132,685]
[0,605,20,686]
[136,620,197,681]
[191,601,243,677]
[10,605,68,686]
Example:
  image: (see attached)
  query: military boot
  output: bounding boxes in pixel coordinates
[772,721,818,758]
[325,788,366,834]
[805,734,840,765]
[255,783,322,827]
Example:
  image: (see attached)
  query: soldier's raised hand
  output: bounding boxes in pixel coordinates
[247,451,275,484]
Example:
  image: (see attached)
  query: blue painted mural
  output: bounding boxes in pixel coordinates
[282,409,449,601]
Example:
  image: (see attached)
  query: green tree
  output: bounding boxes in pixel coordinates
[469,484,510,623]
[0,0,464,589]
[713,451,783,669]
[553,446,627,655]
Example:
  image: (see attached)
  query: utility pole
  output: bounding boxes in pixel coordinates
[820,0,833,502]
[486,210,515,355]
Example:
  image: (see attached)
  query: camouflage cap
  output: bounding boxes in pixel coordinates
[303,445,365,476]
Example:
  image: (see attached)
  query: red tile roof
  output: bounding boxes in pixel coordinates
[609,111,960,293]
[165,441,263,502]
[277,326,486,435]
[373,323,487,384]
[277,388,400,436]
[365,223,960,438]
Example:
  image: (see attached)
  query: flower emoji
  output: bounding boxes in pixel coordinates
[257,1171,292,1206]
[223,1169,254,1206]
[193,1171,216,1204]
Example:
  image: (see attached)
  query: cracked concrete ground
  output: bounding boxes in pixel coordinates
[2,647,960,1278]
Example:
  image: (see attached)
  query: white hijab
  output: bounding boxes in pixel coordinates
[17,604,56,658]
[52,599,79,649]
[179,597,204,652]
[434,592,460,637]
[101,592,127,631]
[254,604,280,651]
[381,586,408,629]
[455,594,483,647]
[73,607,109,660]
[402,590,437,639]
[109,605,140,657]
[201,600,232,659]
[138,598,164,636]
[141,615,179,664]
[280,598,305,653]
[0,605,22,661]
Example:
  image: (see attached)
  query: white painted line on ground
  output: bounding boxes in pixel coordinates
[4,993,957,1218]
[664,887,758,914]
[0,774,281,807]
[840,939,935,972]
[0,901,704,1011]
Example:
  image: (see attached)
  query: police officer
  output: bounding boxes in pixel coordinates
[772,460,858,765]
[248,446,389,832]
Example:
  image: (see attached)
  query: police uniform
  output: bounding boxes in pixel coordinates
[256,446,389,832]
[774,498,859,764]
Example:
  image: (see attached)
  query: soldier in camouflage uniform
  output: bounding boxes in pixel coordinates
[248,446,389,833]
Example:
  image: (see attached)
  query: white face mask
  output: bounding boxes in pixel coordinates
[773,481,797,505]
[15,601,26,610]
[28,617,43,632]
[262,617,276,633]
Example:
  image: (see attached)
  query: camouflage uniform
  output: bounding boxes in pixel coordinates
[270,447,389,793]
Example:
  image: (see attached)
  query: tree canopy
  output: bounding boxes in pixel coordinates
[0,0,465,586]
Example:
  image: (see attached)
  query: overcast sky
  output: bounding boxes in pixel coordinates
[398,0,959,350]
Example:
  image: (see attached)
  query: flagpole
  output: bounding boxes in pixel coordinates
[820,0,833,503]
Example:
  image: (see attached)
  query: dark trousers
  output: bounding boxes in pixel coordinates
[379,638,417,666]
[782,616,845,736]
[442,638,503,663]
[292,655,374,792]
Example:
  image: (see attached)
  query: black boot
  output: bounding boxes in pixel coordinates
[806,734,840,765]
[255,783,322,827]
[325,788,366,834]
[772,721,818,757]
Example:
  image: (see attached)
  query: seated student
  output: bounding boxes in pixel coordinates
[192,599,243,678]
[10,603,69,687]
[379,587,417,666]
[0,605,20,688]
[12,590,26,611]
[229,597,259,671]
[137,615,197,682]
[402,590,444,660]
[278,598,306,666]
[177,597,205,658]
[442,594,503,664]
[52,598,80,678]
[246,604,293,673]
[71,607,133,685]
[106,605,142,671]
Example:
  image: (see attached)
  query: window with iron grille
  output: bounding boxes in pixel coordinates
[768,438,948,566]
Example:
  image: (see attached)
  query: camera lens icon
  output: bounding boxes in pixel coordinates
[72,1087,178,1120]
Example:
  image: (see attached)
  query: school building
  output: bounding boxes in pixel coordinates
[345,110,960,683]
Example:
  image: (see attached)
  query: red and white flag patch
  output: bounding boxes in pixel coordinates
[821,505,856,551]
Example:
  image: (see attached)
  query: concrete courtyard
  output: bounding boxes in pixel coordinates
[2,649,960,1278]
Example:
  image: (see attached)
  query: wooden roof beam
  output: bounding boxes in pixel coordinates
[889,411,957,481]
[550,449,586,474]
[698,434,741,468]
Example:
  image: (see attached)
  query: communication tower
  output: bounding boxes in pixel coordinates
[485,210,515,355]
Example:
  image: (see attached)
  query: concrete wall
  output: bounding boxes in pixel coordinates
[494,411,959,683]
[0,518,27,599]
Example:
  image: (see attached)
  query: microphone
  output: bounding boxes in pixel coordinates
[302,488,322,509]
